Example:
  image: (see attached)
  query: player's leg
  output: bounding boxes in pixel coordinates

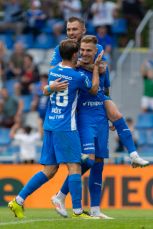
[51,128,96,217]
[53,130,95,219]
[104,99,149,167]
[89,119,113,219]
[8,130,58,219]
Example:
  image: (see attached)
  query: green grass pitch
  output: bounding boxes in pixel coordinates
[0,207,153,229]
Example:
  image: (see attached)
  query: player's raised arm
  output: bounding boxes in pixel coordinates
[89,50,104,95]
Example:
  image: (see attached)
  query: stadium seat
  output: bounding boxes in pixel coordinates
[0,144,19,163]
[137,130,147,145]
[0,128,11,145]
[135,113,153,129]
[27,49,46,64]
[146,129,153,145]
[86,21,95,34]
[138,145,153,162]
[33,33,56,49]
[15,34,34,49]
[41,19,64,34]
[20,95,33,112]
[112,18,128,34]
[4,79,18,95]
[0,34,13,49]
[38,63,50,74]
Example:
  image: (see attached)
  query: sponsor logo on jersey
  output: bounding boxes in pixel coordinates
[49,71,72,80]
[82,101,103,107]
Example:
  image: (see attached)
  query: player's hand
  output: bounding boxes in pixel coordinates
[94,50,104,66]
[99,61,107,74]
[109,124,116,131]
[51,78,68,92]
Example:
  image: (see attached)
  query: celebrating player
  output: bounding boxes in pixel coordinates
[50,16,149,168]
[49,30,149,218]
[8,39,102,219]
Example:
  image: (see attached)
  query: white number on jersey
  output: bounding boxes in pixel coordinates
[49,81,68,107]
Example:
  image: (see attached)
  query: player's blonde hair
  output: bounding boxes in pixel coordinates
[81,35,97,45]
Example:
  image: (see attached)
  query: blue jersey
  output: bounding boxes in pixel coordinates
[77,66,110,122]
[43,64,92,131]
[50,44,106,66]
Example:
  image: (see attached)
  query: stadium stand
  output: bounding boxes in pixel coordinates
[0,0,152,165]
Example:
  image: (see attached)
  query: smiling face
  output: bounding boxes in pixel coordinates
[80,42,97,64]
[66,21,86,42]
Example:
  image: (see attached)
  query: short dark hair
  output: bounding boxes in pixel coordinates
[81,35,98,45]
[24,126,32,134]
[67,17,85,27]
[59,39,79,61]
[24,53,33,62]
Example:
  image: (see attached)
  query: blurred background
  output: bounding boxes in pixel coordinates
[0,0,153,166]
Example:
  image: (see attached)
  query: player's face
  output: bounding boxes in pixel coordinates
[66,21,85,42]
[80,42,97,64]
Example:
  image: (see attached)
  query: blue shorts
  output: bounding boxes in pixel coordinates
[78,117,109,159]
[40,130,82,165]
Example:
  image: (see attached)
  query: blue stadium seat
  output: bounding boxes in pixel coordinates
[137,130,147,145]
[4,79,18,95]
[0,128,11,145]
[146,129,153,145]
[0,144,18,163]
[138,145,153,156]
[0,34,13,49]
[33,33,56,49]
[135,113,153,129]
[20,95,33,112]
[112,18,128,34]
[15,34,34,49]
[86,21,95,34]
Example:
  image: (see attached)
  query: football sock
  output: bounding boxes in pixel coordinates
[60,158,95,196]
[60,176,69,195]
[113,117,136,154]
[68,174,82,209]
[15,196,24,206]
[81,158,95,174]
[18,171,48,201]
[56,190,66,201]
[89,161,104,207]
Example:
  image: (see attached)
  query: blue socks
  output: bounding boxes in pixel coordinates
[19,171,48,200]
[89,161,104,207]
[61,176,69,195]
[68,174,82,209]
[61,158,95,195]
[113,117,136,154]
[81,158,95,174]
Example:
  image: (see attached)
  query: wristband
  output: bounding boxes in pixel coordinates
[45,85,52,93]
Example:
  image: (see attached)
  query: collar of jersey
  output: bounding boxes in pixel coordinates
[59,63,72,69]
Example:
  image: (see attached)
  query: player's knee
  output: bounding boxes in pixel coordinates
[67,163,81,175]
[95,157,104,163]
[43,165,59,179]
[109,111,123,122]
[89,154,95,160]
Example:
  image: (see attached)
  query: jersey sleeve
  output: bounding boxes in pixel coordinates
[79,72,92,91]
[50,45,62,66]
